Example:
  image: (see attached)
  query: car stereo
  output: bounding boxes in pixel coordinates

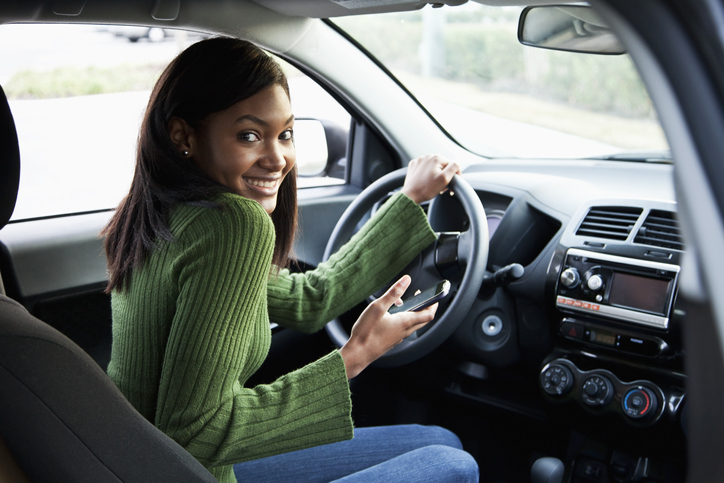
[555,248,680,330]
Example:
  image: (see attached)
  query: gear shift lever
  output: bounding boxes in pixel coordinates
[531,457,564,483]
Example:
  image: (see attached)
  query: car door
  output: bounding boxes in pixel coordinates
[597,0,724,479]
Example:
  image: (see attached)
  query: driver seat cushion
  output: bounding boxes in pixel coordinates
[0,294,217,482]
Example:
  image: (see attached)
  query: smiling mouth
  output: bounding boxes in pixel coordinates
[243,177,279,190]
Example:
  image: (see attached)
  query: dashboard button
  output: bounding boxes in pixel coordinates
[619,336,663,357]
[560,267,580,288]
[587,274,604,291]
[622,386,659,419]
[561,321,584,340]
[540,364,574,396]
[581,375,613,406]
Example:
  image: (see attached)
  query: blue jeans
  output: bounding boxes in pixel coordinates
[233,424,478,482]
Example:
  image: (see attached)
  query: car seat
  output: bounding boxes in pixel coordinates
[0,85,217,482]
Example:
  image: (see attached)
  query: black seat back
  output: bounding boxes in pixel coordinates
[0,86,19,230]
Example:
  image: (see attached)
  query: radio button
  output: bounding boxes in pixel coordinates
[587,274,604,291]
[560,268,581,288]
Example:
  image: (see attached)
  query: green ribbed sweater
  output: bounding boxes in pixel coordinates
[107,191,436,482]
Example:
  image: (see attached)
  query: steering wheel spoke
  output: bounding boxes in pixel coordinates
[457,227,476,267]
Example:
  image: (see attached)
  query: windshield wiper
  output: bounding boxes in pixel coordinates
[588,150,673,164]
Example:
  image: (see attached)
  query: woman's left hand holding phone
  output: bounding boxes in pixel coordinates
[339,275,437,379]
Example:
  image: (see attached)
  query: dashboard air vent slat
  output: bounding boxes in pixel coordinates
[576,206,643,241]
[634,210,684,251]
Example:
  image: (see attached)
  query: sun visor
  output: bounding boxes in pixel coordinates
[252,0,467,18]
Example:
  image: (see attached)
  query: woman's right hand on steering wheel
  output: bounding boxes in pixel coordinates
[401,154,460,205]
[339,275,437,379]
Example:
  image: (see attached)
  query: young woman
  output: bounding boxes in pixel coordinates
[103,37,478,483]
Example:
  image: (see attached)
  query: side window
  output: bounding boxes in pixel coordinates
[3,25,348,222]
[272,57,349,187]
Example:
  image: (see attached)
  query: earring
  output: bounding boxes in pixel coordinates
[182,150,189,157]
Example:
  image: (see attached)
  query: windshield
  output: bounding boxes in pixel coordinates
[333,4,668,160]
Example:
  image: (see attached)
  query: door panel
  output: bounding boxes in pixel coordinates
[295,188,359,267]
[0,213,110,305]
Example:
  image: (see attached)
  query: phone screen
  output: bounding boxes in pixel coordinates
[389,280,450,314]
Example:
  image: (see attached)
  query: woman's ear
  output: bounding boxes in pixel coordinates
[168,117,193,157]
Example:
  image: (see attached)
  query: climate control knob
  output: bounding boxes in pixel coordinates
[622,386,658,419]
[560,268,580,289]
[540,364,574,396]
[581,375,613,406]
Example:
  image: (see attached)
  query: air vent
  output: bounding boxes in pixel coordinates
[576,206,643,241]
[634,210,684,251]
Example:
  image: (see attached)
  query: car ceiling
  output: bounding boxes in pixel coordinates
[0,0,580,36]
[0,1,312,54]
[0,0,583,56]
[253,0,575,18]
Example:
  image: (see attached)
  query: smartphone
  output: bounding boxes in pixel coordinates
[389,279,451,314]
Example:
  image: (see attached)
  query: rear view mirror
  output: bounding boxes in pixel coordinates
[518,5,625,55]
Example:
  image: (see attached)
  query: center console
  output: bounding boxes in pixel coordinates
[541,203,686,481]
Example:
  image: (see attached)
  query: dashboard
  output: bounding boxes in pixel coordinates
[0,154,687,480]
[0,155,686,452]
[430,159,685,450]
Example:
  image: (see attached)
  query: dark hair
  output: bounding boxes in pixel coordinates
[103,37,297,293]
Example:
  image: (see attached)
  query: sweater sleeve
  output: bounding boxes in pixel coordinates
[268,192,437,333]
[155,197,352,471]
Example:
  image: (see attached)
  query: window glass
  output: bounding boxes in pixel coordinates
[334,5,669,160]
[3,24,347,221]
[273,58,349,187]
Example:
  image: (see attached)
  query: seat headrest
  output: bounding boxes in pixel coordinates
[0,86,20,230]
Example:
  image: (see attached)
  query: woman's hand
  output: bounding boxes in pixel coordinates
[339,275,437,379]
[401,154,461,204]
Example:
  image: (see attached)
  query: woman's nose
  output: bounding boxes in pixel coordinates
[260,140,291,171]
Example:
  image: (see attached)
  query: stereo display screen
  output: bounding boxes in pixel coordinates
[608,272,671,315]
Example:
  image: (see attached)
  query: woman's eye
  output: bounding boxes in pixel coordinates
[280,129,293,141]
[238,132,260,142]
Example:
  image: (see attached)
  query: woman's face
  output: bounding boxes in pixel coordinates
[190,84,295,214]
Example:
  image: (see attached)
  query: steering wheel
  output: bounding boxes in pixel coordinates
[323,168,488,366]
